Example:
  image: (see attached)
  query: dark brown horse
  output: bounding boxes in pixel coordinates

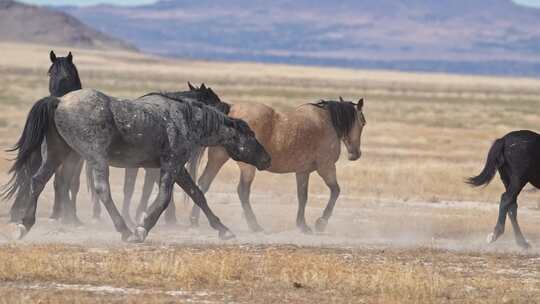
[190,97,366,233]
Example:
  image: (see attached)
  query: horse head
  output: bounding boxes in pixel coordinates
[48,50,82,97]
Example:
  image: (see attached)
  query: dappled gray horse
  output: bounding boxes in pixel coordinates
[89,83,231,226]
[3,88,270,242]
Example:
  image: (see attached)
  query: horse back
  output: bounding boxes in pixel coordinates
[229,102,339,173]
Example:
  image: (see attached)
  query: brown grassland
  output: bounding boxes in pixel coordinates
[0,42,540,303]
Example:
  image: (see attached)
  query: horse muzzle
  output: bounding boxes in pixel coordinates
[256,154,272,170]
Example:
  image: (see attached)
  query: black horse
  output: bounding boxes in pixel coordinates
[5,51,83,225]
[467,130,540,249]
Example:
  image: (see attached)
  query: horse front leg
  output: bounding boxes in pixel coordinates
[177,167,234,240]
[237,164,263,232]
[17,144,65,239]
[295,171,312,233]
[314,164,340,233]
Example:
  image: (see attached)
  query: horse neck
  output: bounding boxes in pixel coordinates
[50,80,82,97]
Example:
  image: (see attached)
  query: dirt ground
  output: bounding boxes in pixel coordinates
[1,176,540,303]
[1,42,540,303]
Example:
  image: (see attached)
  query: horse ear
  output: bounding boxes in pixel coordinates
[200,83,207,90]
[67,52,73,62]
[188,82,196,90]
[50,50,57,63]
[357,98,364,110]
[339,96,344,102]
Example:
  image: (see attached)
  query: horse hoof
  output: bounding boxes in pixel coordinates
[164,218,178,227]
[299,225,313,235]
[189,217,199,228]
[128,226,147,243]
[61,218,84,227]
[249,224,264,233]
[486,232,497,244]
[125,232,145,243]
[314,218,328,232]
[517,240,531,250]
[219,229,236,240]
[14,224,28,240]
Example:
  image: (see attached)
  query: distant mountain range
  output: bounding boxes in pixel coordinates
[0,0,135,50]
[6,0,540,76]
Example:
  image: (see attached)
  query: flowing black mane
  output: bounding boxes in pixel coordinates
[141,92,251,138]
[310,100,358,138]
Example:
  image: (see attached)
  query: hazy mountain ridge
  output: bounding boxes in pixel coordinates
[55,0,540,76]
[0,0,135,50]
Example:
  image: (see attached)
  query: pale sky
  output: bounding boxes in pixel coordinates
[17,0,540,8]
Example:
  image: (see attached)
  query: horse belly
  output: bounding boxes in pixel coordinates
[107,141,160,168]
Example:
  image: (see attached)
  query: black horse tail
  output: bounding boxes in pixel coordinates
[466,138,505,187]
[1,96,60,202]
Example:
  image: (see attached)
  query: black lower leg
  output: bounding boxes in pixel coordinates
[508,203,530,248]
[163,193,178,224]
[176,168,232,239]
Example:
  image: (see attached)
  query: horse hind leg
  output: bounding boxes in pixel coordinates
[314,164,340,233]
[121,167,138,227]
[295,171,312,234]
[17,146,65,239]
[90,161,133,241]
[488,168,526,245]
[135,168,158,224]
[507,203,531,249]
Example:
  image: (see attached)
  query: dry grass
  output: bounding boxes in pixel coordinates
[0,244,539,303]
[2,42,540,205]
[2,42,540,303]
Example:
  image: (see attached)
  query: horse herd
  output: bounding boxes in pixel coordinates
[1,51,538,249]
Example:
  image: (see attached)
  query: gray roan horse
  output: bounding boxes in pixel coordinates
[6,51,83,225]
[3,88,271,242]
[190,97,365,233]
[89,83,230,226]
